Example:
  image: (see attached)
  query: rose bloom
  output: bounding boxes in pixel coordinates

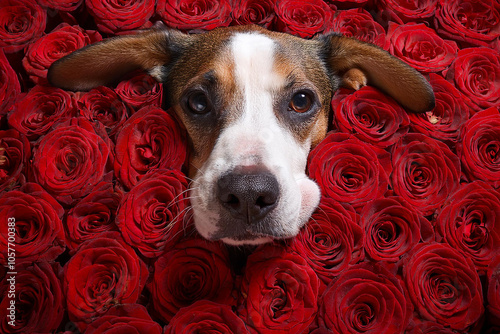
[0,0,46,53]
[275,0,335,38]
[326,0,368,10]
[149,238,235,322]
[231,0,275,28]
[458,107,500,187]
[38,0,83,11]
[8,85,76,141]
[385,22,458,73]
[0,183,65,264]
[405,320,457,334]
[403,243,484,331]
[238,244,319,334]
[0,262,64,333]
[316,263,412,334]
[0,50,20,115]
[0,129,30,192]
[114,106,186,189]
[390,133,460,216]
[165,300,250,334]
[22,24,102,85]
[331,8,386,47]
[156,0,232,31]
[376,0,438,24]
[114,72,163,110]
[488,256,500,326]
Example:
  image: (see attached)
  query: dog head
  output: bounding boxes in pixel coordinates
[48,25,434,245]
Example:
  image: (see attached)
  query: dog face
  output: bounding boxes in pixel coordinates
[48,25,434,245]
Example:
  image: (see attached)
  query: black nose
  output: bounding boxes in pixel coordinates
[217,169,280,223]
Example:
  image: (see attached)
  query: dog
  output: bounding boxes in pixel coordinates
[48,25,434,246]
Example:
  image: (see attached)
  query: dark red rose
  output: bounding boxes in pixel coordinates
[116,169,188,258]
[64,231,148,328]
[86,0,155,35]
[66,182,123,251]
[156,0,232,31]
[0,262,64,333]
[114,72,163,111]
[85,304,162,334]
[403,243,484,331]
[405,320,457,334]
[444,47,500,110]
[31,118,112,206]
[0,183,65,264]
[488,256,500,326]
[325,0,369,10]
[231,0,275,28]
[385,22,458,73]
[331,8,386,47]
[165,300,250,334]
[316,263,412,334]
[436,181,500,272]
[38,0,83,11]
[435,0,500,47]
[275,0,335,38]
[376,0,437,24]
[409,73,471,146]
[238,244,319,334]
[8,85,76,141]
[457,107,500,187]
[308,132,391,211]
[149,238,235,322]
[390,133,460,216]
[0,50,20,115]
[0,0,46,53]
[0,129,30,192]
[333,86,410,147]
[22,24,102,85]
[361,196,433,263]
[114,106,186,189]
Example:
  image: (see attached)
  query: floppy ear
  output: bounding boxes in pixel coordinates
[48,29,189,91]
[322,34,435,113]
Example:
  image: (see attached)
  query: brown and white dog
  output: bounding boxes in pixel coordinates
[48,25,434,246]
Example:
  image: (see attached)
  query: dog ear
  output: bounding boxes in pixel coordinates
[321,34,435,113]
[48,29,190,91]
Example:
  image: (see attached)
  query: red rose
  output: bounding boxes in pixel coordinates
[8,85,76,141]
[0,50,20,115]
[327,0,369,10]
[238,244,319,334]
[385,22,458,73]
[165,300,250,334]
[317,263,412,333]
[37,0,83,11]
[0,129,30,192]
[488,256,500,326]
[308,132,391,211]
[403,243,484,331]
[390,133,460,216]
[156,0,232,31]
[149,238,235,322]
[333,86,410,147]
[231,0,276,28]
[22,24,102,85]
[0,183,65,264]
[86,0,155,35]
[0,262,64,333]
[66,182,123,250]
[114,72,163,111]
[331,8,386,47]
[275,0,335,38]
[0,0,46,53]
[444,47,500,110]
[458,107,500,187]
[31,118,112,206]
[376,0,437,25]
[114,106,186,189]
[405,320,457,334]
[64,231,148,328]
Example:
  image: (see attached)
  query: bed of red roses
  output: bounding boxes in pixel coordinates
[0,0,499,333]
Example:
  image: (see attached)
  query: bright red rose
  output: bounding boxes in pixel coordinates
[0,50,20,116]
[316,263,412,334]
[308,132,391,211]
[488,256,500,326]
[113,106,186,189]
[114,72,163,111]
[275,0,335,38]
[458,107,500,187]
[0,262,64,333]
[390,133,460,216]
[149,238,235,322]
[0,129,30,192]
[165,300,250,334]
[0,0,46,53]
[238,244,319,334]
[231,0,275,28]
[38,0,83,11]
[0,183,65,264]
[8,85,76,141]
[331,8,386,47]
[403,243,484,331]
[64,231,148,328]
[376,0,437,24]
[22,24,102,85]
[156,0,232,31]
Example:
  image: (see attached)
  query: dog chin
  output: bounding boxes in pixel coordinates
[221,235,273,246]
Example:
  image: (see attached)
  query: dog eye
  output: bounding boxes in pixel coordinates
[289,92,313,113]
[187,92,210,114]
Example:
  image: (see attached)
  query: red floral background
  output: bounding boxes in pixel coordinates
[0,0,499,333]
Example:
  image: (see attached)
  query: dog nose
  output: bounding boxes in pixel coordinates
[217,169,280,223]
